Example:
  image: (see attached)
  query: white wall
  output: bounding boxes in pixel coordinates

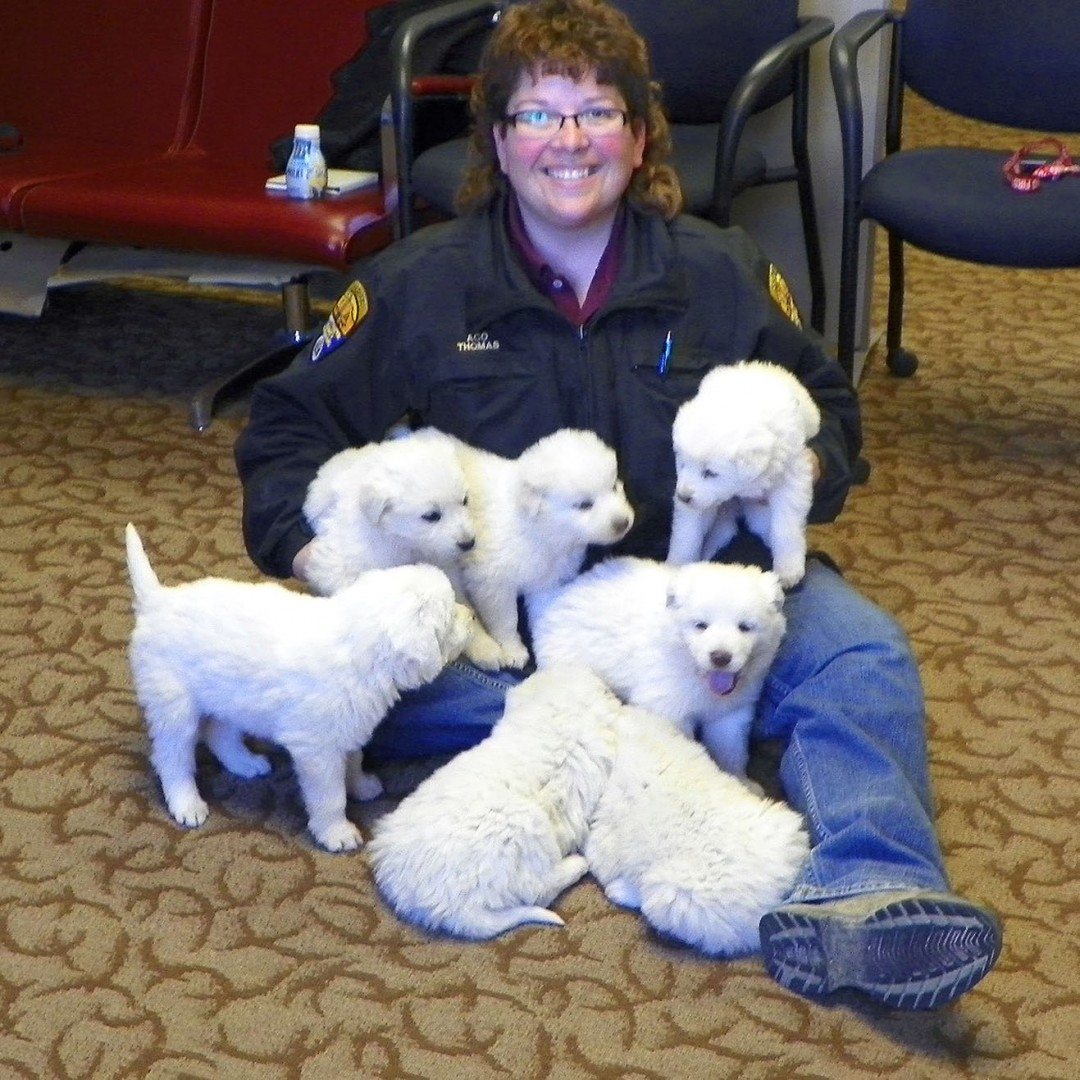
[730,0,888,379]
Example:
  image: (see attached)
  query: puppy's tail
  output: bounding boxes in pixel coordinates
[124,523,162,608]
[455,904,565,939]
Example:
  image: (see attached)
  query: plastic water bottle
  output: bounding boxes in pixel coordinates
[285,124,327,200]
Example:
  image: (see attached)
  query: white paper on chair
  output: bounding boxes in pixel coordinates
[264,169,379,196]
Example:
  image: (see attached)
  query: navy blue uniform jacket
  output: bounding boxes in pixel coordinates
[236,195,861,579]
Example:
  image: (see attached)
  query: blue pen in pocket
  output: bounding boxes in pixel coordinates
[657,331,673,375]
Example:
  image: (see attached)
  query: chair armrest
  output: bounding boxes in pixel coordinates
[830,10,898,199]
[713,16,834,215]
[728,15,835,123]
[410,74,476,97]
[389,0,501,235]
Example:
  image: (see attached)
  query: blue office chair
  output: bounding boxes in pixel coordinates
[831,0,1080,380]
[388,0,833,333]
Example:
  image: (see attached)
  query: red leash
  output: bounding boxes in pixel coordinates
[1003,137,1080,192]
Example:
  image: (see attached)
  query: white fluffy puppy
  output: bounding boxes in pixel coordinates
[529,556,786,778]
[368,666,620,939]
[125,524,473,852]
[454,429,634,671]
[668,360,821,588]
[586,704,810,956]
[301,431,475,596]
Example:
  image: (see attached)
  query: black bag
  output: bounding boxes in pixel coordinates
[270,0,492,173]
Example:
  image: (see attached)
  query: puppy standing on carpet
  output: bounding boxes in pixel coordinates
[668,360,821,587]
[124,524,473,851]
[451,428,634,670]
[586,701,810,956]
[529,556,786,778]
[368,666,620,939]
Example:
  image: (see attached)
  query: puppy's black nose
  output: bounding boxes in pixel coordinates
[709,649,733,669]
[677,491,693,504]
[612,515,631,535]
[458,537,476,552]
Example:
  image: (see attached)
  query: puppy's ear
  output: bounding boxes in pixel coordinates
[356,478,393,523]
[732,437,774,476]
[517,479,547,518]
[383,595,448,686]
[666,564,691,612]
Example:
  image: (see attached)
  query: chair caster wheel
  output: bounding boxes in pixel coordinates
[887,347,919,377]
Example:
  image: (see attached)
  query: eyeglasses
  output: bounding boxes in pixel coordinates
[503,107,629,137]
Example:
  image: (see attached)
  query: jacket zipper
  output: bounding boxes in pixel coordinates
[576,322,598,428]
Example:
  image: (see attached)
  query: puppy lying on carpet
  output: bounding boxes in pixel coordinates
[586,702,810,956]
[125,524,472,851]
[529,556,786,779]
[368,666,619,939]
[668,360,821,588]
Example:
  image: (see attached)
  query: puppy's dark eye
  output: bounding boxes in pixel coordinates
[694,621,709,631]
[461,494,469,506]
[738,621,756,633]
[702,468,717,479]
[576,499,594,511]
[421,510,442,523]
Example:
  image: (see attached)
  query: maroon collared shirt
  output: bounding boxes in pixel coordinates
[506,194,626,328]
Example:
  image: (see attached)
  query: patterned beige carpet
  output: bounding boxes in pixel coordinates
[1,93,1078,1076]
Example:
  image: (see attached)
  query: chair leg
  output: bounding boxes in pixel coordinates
[791,110,826,335]
[885,233,918,377]
[797,174,826,337]
[835,217,873,486]
[189,339,308,432]
[281,279,313,341]
[836,207,862,382]
[188,280,313,432]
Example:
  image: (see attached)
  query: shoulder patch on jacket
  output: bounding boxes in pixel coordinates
[310,281,370,363]
[768,264,802,329]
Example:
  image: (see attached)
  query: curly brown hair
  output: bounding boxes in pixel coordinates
[455,0,683,219]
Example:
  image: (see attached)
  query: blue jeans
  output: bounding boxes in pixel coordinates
[366,558,951,903]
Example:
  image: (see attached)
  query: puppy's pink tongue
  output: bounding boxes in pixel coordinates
[708,671,737,696]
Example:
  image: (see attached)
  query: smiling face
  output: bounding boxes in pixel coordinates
[492,70,645,238]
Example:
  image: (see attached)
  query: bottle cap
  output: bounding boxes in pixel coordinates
[294,124,321,139]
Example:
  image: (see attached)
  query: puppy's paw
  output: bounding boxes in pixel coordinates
[205,722,274,779]
[772,557,806,589]
[314,819,364,852]
[346,770,384,802]
[548,853,590,894]
[167,792,209,829]
[603,876,641,909]
[464,629,505,671]
[224,749,273,780]
[446,604,478,657]
[497,641,531,670]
